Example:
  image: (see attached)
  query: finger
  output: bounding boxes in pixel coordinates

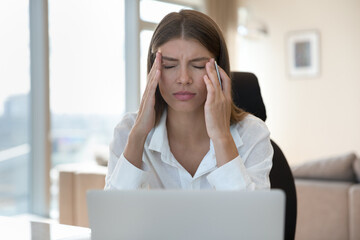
[150,69,160,93]
[155,51,162,71]
[139,69,160,113]
[218,66,232,99]
[144,69,160,100]
[143,53,161,100]
[152,53,161,86]
[203,74,215,103]
[205,59,221,90]
[148,52,161,81]
[145,58,160,98]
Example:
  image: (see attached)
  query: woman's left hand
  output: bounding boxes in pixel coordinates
[203,58,232,140]
[203,59,239,166]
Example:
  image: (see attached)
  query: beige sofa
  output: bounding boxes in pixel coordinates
[295,179,360,240]
[292,152,360,240]
[57,152,360,240]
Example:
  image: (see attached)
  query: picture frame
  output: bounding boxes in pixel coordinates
[287,30,320,78]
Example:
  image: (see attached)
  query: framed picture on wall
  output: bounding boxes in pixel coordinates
[287,30,320,78]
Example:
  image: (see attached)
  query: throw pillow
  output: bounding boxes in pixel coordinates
[291,152,357,182]
[353,157,360,183]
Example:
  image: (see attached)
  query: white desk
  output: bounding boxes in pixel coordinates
[0,216,91,240]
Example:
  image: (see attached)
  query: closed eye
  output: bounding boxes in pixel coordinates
[193,65,205,69]
[163,65,176,69]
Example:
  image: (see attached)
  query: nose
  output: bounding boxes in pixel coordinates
[177,67,192,85]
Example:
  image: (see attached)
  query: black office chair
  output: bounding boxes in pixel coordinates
[231,72,297,240]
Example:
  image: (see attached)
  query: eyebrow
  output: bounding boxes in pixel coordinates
[162,56,210,63]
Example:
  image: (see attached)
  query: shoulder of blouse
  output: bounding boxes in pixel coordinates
[114,112,138,132]
[232,113,270,136]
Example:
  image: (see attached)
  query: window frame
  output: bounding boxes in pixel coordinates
[135,0,202,103]
[27,0,204,217]
[29,0,51,216]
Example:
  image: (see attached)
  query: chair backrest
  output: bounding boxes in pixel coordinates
[231,72,297,240]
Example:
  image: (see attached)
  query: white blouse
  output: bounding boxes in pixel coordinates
[105,111,273,190]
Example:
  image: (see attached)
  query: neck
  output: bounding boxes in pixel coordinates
[166,107,209,145]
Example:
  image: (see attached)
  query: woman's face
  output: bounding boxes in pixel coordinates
[157,38,214,113]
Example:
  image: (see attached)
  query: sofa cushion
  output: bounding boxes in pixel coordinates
[291,152,357,182]
[353,158,360,182]
[295,179,352,240]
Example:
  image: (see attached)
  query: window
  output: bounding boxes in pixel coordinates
[0,0,31,215]
[140,0,191,24]
[140,30,154,95]
[139,0,193,95]
[0,0,203,218]
[48,0,125,218]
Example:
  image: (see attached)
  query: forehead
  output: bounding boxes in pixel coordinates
[158,38,213,59]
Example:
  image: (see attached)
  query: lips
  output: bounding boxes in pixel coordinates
[173,91,196,101]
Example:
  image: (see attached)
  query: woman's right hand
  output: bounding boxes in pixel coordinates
[132,52,162,137]
[124,52,161,169]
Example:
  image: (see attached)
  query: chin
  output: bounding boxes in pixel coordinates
[167,102,205,113]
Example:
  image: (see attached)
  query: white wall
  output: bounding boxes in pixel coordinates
[233,0,360,165]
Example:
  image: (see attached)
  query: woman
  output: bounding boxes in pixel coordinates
[105,10,273,190]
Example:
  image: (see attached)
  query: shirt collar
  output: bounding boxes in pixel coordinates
[148,110,244,168]
[148,110,244,152]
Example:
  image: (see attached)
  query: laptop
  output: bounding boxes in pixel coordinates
[87,189,285,240]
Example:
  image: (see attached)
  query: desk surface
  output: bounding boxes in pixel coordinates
[0,216,91,240]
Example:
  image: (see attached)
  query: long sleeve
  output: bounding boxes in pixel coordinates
[207,115,273,190]
[104,112,149,190]
[105,112,273,190]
